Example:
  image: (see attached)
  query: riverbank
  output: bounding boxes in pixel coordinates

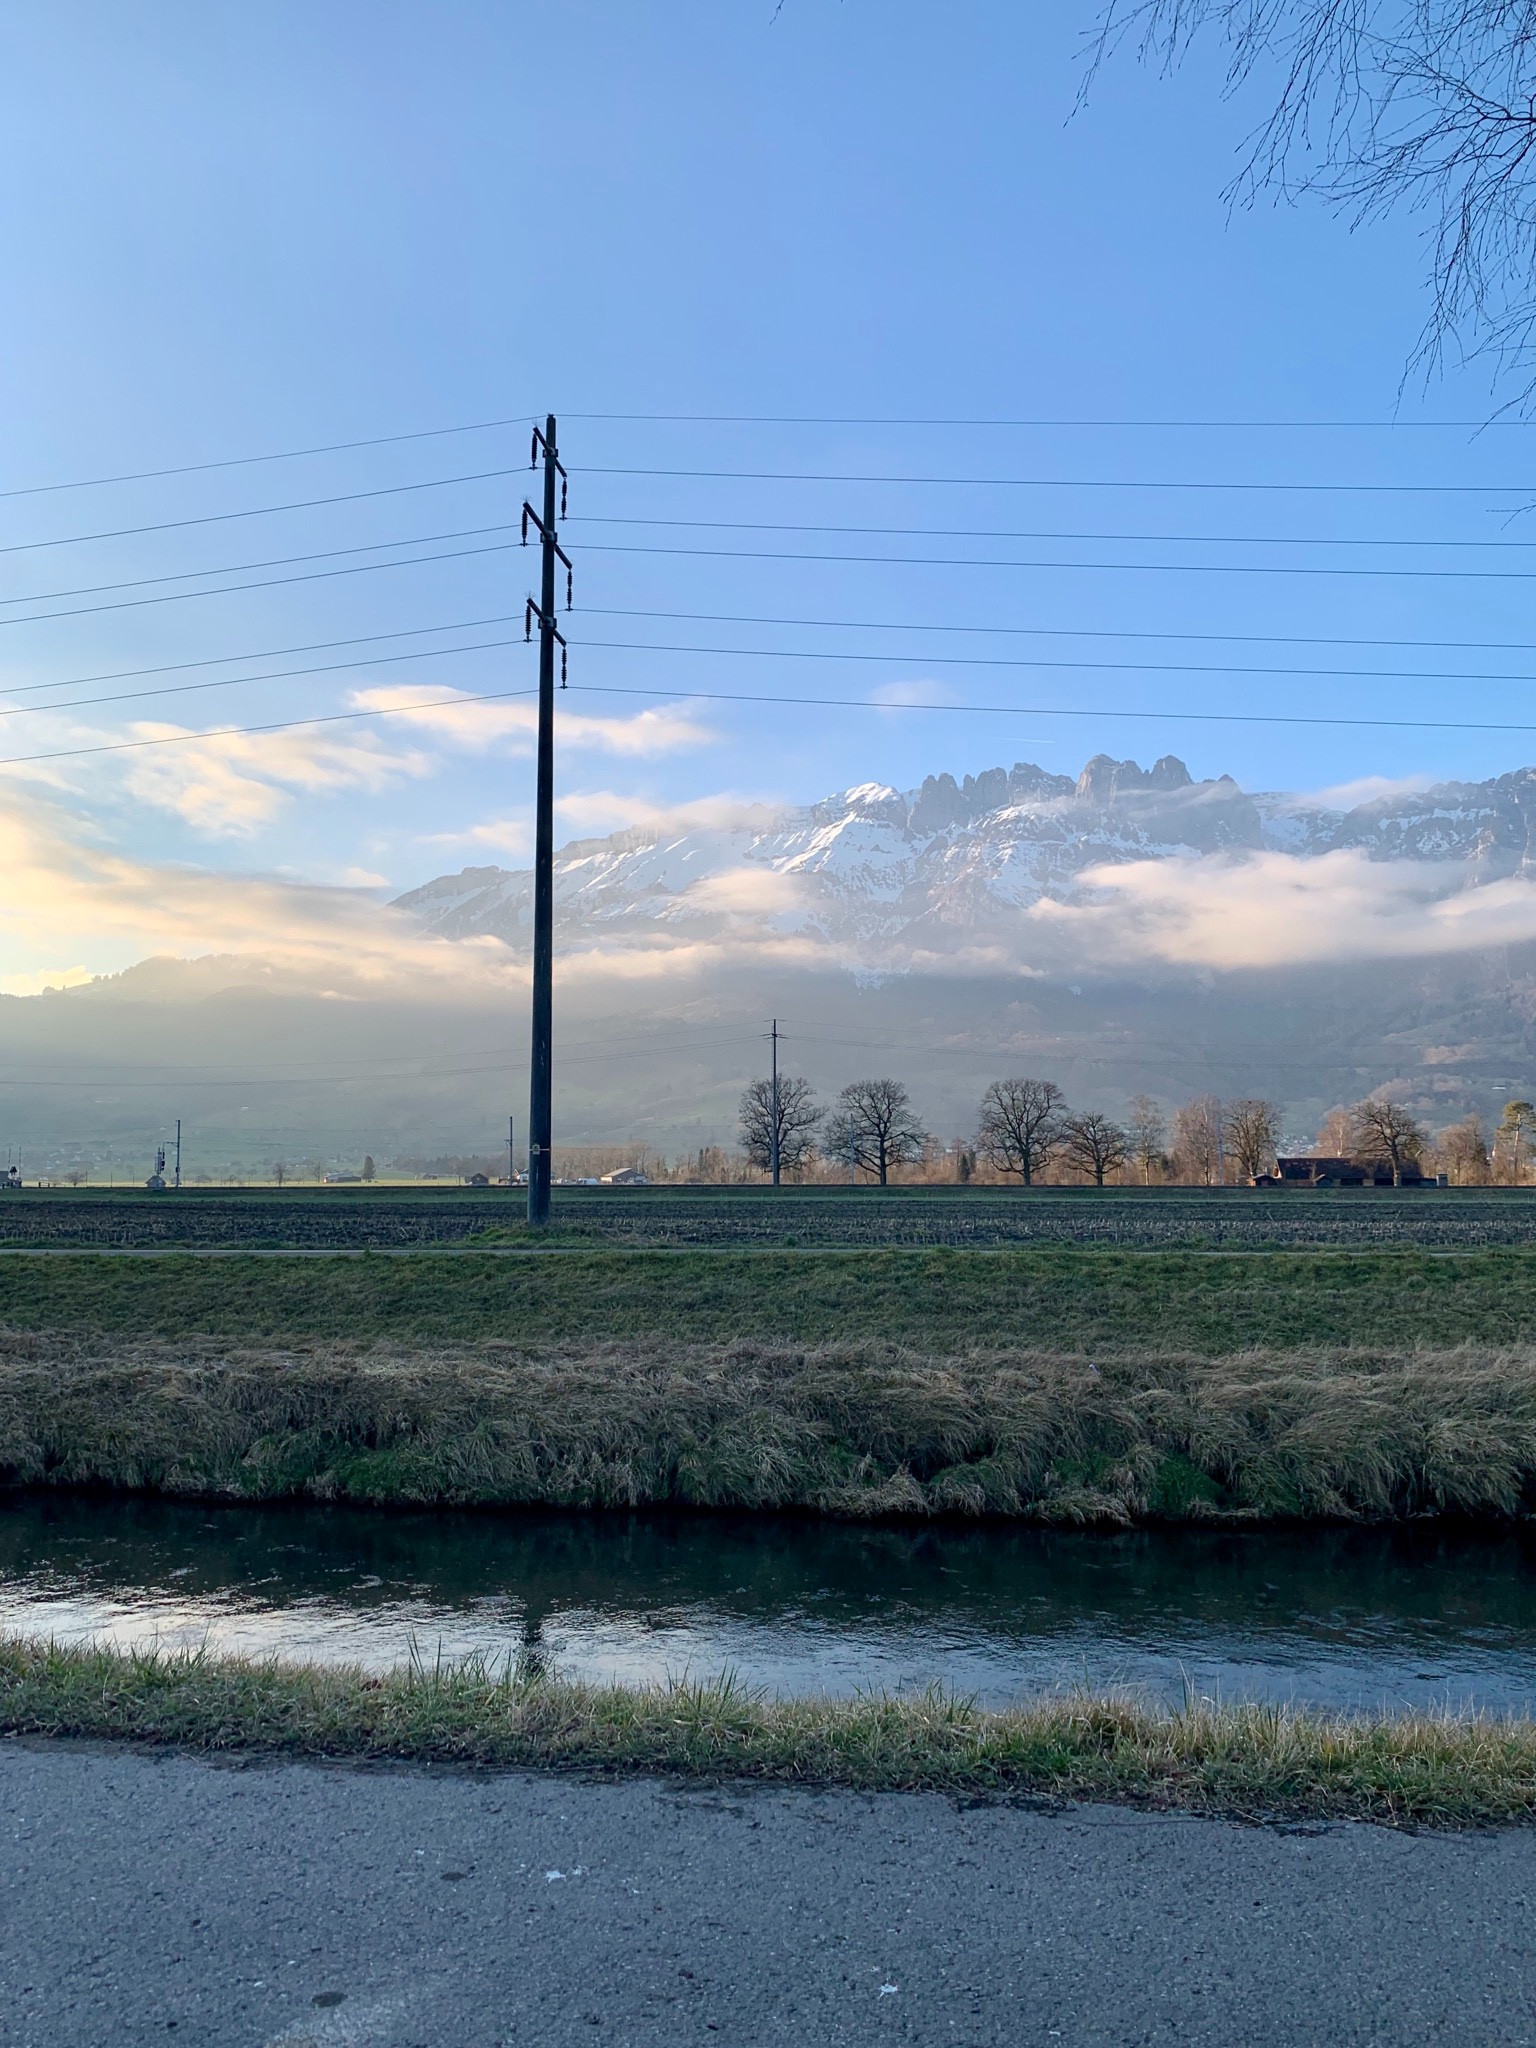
[4,1633,1535,1825]
[3,1245,1536,1348]
[5,1332,1536,1522]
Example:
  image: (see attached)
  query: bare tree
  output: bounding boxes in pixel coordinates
[975,1077,1066,1184]
[826,1078,928,1185]
[1313,1105,1358,1156]
[1223,1098,1282,1182]
[1439,1113,1491,1184]
[1126,1094,1167,1185]
[1351,1094,1429,1184]
[1496,1097,1536,1183]
[1059,1110,1129,1186]
[1091,2,1536,403]
[271,1160,289,1188]
[739,1075,823,1176]
[63,1168,87,1187]
[1172,1094,1222,1185]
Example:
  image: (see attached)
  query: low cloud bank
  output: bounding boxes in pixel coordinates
[1036,848,1536,970]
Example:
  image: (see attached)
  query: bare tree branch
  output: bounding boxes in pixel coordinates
[1089,2,1536,406]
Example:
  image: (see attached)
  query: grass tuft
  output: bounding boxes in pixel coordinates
[4,1633,1536,1826]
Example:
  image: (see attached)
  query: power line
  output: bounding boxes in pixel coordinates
[34,616,1536,735]
[580,539,1536,583]
[580,464,1536,495]
[564,412,1536,429]
[580,604,1536,658]
[0,521,520,611]
[0,631,530,722]
[0,613,528,702]
[0,417,536,501]
[0,683,538,769]
[7,410,1533,502]
[565,676,1536,738]
[0,464,525,558]
[0,536,523,629]
[561,634,1536,693]
[575,513,1536,551]
[14,658,1536,771]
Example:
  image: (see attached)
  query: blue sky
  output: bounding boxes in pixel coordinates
[3,0,1536,985]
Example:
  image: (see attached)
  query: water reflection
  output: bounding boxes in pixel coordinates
[3,1489,1536,1712]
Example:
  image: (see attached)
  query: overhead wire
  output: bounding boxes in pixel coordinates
[0,418,536,501]
[13,662,1536,768]
[573,513,1536,551]
[0,521,521,611]
[579,464,1536,495]
[0,535,525,629]
[578,539,1536,583]
[0,464,528,558]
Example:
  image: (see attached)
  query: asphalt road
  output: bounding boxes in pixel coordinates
[4,1742,1536,2047]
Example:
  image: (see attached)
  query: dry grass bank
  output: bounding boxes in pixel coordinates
[3,1634,1533,1826]
[4,1331,1536,1523]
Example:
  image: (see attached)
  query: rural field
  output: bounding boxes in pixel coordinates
[9,1183,1536,1249]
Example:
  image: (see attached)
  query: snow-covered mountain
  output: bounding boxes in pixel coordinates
[394,753,1536,964]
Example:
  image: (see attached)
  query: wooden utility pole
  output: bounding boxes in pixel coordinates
[523,416,570,1228]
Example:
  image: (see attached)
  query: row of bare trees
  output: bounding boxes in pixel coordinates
[739,1075,929,1185]
[739,1068,1536,1188]
[972,1082,1289,1187]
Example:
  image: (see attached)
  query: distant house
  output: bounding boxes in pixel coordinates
[1261,1156,1440,1188]
[600,1167,649,1185]
[323,1171,362,1185]
[465,1172,491,1187]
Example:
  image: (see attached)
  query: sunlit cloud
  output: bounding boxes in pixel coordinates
[555,789,777,836]
[1032,847,1536,969]
[0,964,92,997]
[120,723,434,837]
[348,685,715,756]
[0,788,519,990]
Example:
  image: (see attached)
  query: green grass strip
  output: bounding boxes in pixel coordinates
[5,1246,1536,1350]
[5,1635,1535,1827]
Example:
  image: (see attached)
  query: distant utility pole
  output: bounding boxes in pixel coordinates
[174,1118,182,1190]
[508,1113,515,1189]
[770,1018,781,1188]
[523,415,572,1229]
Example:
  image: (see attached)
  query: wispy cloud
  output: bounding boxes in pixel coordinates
[348,686,715,756]
[1283,773,1436,812]
[120,723,434,836]
[0,788,519,989]
[554,789,777,836]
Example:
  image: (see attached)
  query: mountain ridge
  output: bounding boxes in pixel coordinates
[394,753,1536,962]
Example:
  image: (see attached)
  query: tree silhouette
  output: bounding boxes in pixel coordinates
[738,1075,822,1175]
[1059,1111,1129,1187]
[975,1077,1066,1185]
[1351,1095,1428,1185]
[826,1078,928,1185]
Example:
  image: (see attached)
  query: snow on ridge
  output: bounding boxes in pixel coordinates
[394,752,1536,953]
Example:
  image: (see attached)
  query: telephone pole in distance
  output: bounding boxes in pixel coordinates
[523,415,571,1228]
